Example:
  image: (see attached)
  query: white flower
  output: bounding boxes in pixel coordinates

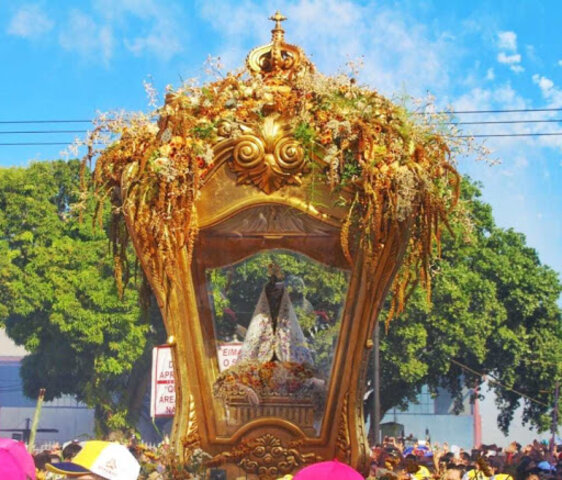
[203,145,214,165]
[154,157,170,169]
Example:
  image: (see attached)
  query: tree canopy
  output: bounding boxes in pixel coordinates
[0,161,560,435]
[371,179,562,434]
[0,160,164,433]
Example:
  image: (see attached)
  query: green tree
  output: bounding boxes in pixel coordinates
[2,162,559,436]
[0,160,164,434]
[367,179,562,434]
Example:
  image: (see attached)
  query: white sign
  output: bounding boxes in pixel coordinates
[217,342,242,372]
[150,345,176,418]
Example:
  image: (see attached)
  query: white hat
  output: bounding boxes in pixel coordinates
[47,440,140,480]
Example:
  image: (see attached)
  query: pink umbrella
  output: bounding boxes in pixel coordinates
[294,459,363,480]
[0,438,37,480]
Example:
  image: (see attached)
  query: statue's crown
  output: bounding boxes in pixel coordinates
[246,11,313,79]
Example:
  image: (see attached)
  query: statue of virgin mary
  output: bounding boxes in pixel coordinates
[237,265,314,365]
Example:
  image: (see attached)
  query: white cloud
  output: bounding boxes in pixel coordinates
[497,52,521,65]
[497,52,524,73]
[495,31,524,73]
[58,10,114,64]
[93,0,184,60]
[497,31,517,51]
[531,74,562,118]
[525,45,540,64]
[532,74,554,94]
[124,17,182,60]
[558,60,562,67]
[7,4,53,38]
[197,0,455,97]
[486,68,495,80]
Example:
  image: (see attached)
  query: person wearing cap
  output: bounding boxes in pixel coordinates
[462,457,492,480]
[537,461,556,475]
[61,441,83,461]
[46,441,140,480]
[404,454,431,480]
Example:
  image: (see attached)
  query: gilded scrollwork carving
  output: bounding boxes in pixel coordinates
[181,395,201,461]
[208,433,319,480]
[213,115,310,194]
[336,392,352,462]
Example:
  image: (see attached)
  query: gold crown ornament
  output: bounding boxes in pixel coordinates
[246,11,314,81]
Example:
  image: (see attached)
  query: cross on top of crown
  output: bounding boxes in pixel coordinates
[269,10,287,31]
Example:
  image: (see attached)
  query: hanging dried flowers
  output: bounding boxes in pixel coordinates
[81,31,471,327]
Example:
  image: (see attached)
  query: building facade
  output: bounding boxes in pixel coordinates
[0,329,94,447]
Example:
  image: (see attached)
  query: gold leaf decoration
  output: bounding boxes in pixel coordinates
[214,115,309,194]
[208,433,319,480]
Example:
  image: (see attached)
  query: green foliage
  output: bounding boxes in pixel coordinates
[293,121,317,147]
[190,121,216,140]
[0,160,165,434]
[1,162,559,436]
[340,152,362,183]
[368,178,562,434]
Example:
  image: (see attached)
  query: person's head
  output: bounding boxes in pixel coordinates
[442,452,455,464]
[33,450,52,470]
[460,452,471,466]
[62,441,83,461]
[476,457,493,476]
[46,440,140,480]
[395,465,410,480]
[380,474,399,480]
[405,454,419,474]
[443,466,463,480]
[488,456,504,475]
[524,470,541,480]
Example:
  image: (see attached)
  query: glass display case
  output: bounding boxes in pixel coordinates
[202,243,350,436]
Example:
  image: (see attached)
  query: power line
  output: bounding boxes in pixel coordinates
[416,107,562,115]
[454,132,562,138]
[0,120,92,124]
[0,119,561,134]
[449,358,550,408]
[0,142,103,146]
[451,119,562,125]
[0,106,560,125]
[2,132,562,146]
[0,130,89,135]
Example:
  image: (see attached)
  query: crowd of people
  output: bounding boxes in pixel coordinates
[4,433,562,479]
[367,436,562,480]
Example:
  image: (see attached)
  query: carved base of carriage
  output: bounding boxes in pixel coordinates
[225,396,317,436]
[207,432,321,480]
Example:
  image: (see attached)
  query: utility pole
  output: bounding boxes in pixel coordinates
[551,380,560,455]
[28,388,46,453]
[372,321,381,446]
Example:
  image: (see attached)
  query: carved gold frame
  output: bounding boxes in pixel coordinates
[122,150,412,478]
[118,12,415,479]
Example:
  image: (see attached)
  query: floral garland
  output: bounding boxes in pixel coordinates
[213,360,324,404]
[83,55,466,322]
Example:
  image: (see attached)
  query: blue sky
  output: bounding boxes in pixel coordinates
[1,0,561,297]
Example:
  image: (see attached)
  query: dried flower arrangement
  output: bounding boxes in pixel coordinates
[80,17,469,327]
[213,360,324,405]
